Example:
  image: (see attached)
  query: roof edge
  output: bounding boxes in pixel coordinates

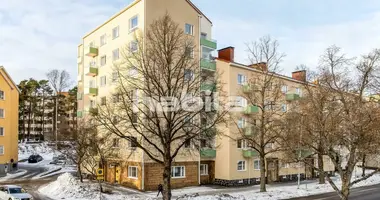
[0,66,20,93]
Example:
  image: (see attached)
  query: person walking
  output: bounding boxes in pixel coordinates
[157,184,163,197]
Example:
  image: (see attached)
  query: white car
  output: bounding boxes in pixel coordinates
[0,185,33,200]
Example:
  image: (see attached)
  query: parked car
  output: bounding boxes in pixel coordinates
[0,185,33,200]
[27,154,43,163]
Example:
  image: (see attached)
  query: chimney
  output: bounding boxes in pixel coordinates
[249,62,268,71]
[292,70,307,82]
[218,47,235,62]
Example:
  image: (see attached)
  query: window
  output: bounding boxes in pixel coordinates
[0,109,4,118]
[130,41,138,52]
[100,76,107,87]
[128,166,138,178]
[100,34,106,46]
[129,67,138,77]
[237,74,247,85]
[0,127,3,136]
[184,139,191,148]
[237,161,246,171]
[132,113,138,124]
[90,100,96,108]
[201,32,207,39]
[112,26,119,39]
[185,47,194,58]
[112,72,118,82]
[237,139,247,149]
[200,164,208,175]
[254,160,260,170]
[0,90,4,100]
[236,97,247,107]
[171,166,185,178]
[113,94,120,103]
[101,97,106,106]
[0,146,4,155]
[101,55,107,66]
[281,85,288,93]
[265,101,275,111]
[296,88,302,97]
[266,143,274,149]
[200,139,207,148]
[281,162,289,168]
[184,69,194,81]
[237,118,246,128]
[130,15,138,31]
[113,48,119,61]
[112,138,119,148]
[185,24,194,35]
[281,104,287,112]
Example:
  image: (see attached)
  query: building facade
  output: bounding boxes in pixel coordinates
[0,66,19,175]
[77,0,334,191]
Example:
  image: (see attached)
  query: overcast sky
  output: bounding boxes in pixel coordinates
[1,0,380,84]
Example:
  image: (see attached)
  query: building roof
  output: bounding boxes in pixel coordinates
[83,0,212,39]
[0,66,20,93]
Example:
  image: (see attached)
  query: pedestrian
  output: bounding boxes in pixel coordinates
[157,184,163,197]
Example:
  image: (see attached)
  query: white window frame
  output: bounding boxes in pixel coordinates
[100,76,107,87]
[237,160,246,171]
[296,88,302,96]
[0,146,4,155]
[236,97,247,107]
[128,166,138,179]
[281,85,288,93]
[112,138,119,148]
[112,26,119,39]
[237,139,247,149]
[237,74,247,85]
[100,55,107,66]
[130,41,138,53]
[185,24,194,35]
[113,48,119,61]
[253,159,260,170]
[112,72,118,82]
[200,164,208,175]
[281,104,287,112]
[171,166,185,178]
[184,69,194,81]
[100,34,106,46]
[0,127,4,136]
[237,118,246,128]
[0,90,4,100]
[129,15,139,32]
[0,109,4,118]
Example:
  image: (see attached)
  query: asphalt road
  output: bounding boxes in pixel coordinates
[288,184,380,200]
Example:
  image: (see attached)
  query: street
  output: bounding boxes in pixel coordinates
[288,184,380,200]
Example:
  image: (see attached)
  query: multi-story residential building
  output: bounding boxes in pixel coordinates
[0,66,19,175]
[77,0,217,191]
[77,0,334,191]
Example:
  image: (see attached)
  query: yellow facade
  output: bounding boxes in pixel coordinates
[0,67,19,165]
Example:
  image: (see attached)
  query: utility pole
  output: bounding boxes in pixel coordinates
[55,93,58,151]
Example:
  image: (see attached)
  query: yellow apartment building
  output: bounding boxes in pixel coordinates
[77,0,334,191]
[0,66,19,175]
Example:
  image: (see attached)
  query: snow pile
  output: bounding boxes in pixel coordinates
[39,173,142,200]
[18,142,56,160]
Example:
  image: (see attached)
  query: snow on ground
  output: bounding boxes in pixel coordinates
[39,173,141,200]
[0,170,28,181]
[18,142,57,160]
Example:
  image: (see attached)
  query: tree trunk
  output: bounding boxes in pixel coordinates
[362,155,366,177]
[259,155,266,192]
[98,180,103,193]
[77,160,83,182]
[318,153,325,184]
[27,101,32,140]
[162,160,172,200]
[340,179,350,200]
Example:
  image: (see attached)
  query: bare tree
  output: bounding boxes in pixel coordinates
[91,14,227,200]
[283,46,380,200]
[233,35,285,192]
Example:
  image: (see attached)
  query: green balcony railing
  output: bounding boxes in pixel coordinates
[244,105,259,114]
[244,126,256,137]
[77,111,83,118]
[243,149,259,158]
[200,149,216,158]
[286,93,300,101]
[86,88,98,96]
[86,47,98,57]
[200,38,217,49]
[200,59,216,71]
[86,67,98,77]
[295,149,313,158]
[201,83,216,92]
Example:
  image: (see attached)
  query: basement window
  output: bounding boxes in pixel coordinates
[200,164,208,175]
[171,166,185,178]
[128,166,138,178]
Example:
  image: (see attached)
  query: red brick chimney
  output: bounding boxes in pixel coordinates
[292,70,307,82]
[218,47,234,62]
[249,62,268,71]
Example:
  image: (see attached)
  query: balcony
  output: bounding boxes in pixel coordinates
[286,93,300,101]
[77,56,82,64]
[244,126,256,137]
[296,149,313,158]
[85,87,98,96]
[200,149,216,158]
[200,59,216,71]
[85,66,98,77]
[244,105,259,114]
[77,93,83,100]
[201,83,216,92]
[85,47,98,57]
[200,38,217,49]
[242,84,251,93]
[243,149,259,158]
[77,111,83,118]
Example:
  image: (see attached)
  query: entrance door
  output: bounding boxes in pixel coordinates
[115,166,121,184]
[267,158,279,183]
